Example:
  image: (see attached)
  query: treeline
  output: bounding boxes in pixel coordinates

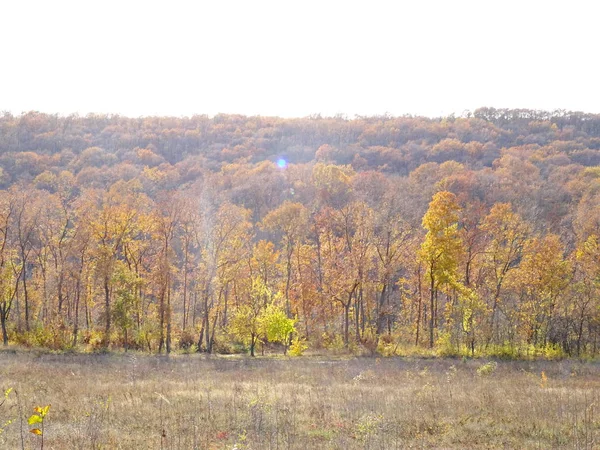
[0,108,599,357]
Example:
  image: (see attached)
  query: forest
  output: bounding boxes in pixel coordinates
[1,107,600,357]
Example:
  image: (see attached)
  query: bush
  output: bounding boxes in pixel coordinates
[322,333,345,352]
[476,361,498,377]
[487,343,520,360]
[436,332,459,357]
[178,330,196,350]
[82,329,105,351]
[13,322,72,351]
[288,337,308,356]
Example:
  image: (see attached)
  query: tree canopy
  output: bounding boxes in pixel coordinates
[1,108,599,356]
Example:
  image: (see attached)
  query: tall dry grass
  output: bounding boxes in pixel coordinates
[0,351,598,449]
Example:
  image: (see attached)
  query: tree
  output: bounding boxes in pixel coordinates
[569,235,600,354]
[111,261,140,351]
[260,303,296,355]
[419,191,463,348]
[68,206,93,347]
[0,251,19,346]
[481,203,529,345]
[0,191,18,345]
[507,235,571,347]
[372,196,411,336]
[154,193,180,354]
[315,203,373,347]
[196,202,252,353]
[229,277,270,357]
[260,201,308,316]
[88,183,145,347]
[12,186,41,332]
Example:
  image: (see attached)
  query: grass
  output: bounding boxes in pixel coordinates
[0,350,598,449]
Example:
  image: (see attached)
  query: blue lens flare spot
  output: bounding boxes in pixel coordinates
[277,158,287,168]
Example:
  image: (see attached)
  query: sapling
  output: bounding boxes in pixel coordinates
[0,388,15,440]
[28,405,50,450]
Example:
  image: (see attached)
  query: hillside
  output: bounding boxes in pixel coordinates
[0,108,599,356]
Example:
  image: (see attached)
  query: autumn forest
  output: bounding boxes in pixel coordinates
[1,108,600,358]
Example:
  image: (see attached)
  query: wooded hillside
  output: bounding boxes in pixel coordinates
[1,108,599,356]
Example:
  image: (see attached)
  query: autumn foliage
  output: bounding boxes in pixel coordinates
[1,108,600,356]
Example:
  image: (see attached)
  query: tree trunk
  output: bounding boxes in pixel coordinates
[197,314,206,352]
[416,266,422,346]
[22,263,29,331]
[344,301,350,347]
[204,292,211,352]
[376,283,387,336]
[182,245,189,330]
[73,278,80,347]
[429,270,435,348]
[104,277,111,347]
[0,310,8,346]
[285,241,292,317]
[158,287,166,353]
[166,273,171,354]
[208,310,218,354]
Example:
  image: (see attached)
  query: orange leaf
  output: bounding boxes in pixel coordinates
[30,428,42,435]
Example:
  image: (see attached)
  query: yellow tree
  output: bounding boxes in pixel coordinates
[88,182,146,347]
[196,202,252,353]
[119,211,154,345]
[481,203,529,345]
[0,250,19,346]
[0,191,19,345]
[419,191,463,348]
[289,241,323,340]
[68,203,94,347]
[35,190,73,325]
[12,185,41,332]
[570,235,600,354]
[507,235,571,347]
[177,195,200,331]
[260,201,308,315]
[153,193,181,354]
[312,163,355,208]
[338,201,375,343]
[250,240,280,287]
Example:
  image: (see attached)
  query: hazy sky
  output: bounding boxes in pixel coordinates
[1,0,598,118]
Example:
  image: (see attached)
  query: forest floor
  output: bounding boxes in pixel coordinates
[0,350,598,449]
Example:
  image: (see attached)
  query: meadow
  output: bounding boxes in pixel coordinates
[0,351,598,449]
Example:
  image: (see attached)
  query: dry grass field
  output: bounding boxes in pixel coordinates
[0,351,599,449]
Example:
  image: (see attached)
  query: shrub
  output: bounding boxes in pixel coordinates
[178,330,196,350]
[476,361,498,377]
[288,337,308,356]
[435,332,459,357]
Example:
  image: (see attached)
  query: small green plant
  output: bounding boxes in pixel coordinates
[476,361,497,377]
[355,413,383,442]
[232,429,247,449]
[28,405,50,449]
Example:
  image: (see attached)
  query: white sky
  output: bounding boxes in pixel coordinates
[1,0,599,118]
